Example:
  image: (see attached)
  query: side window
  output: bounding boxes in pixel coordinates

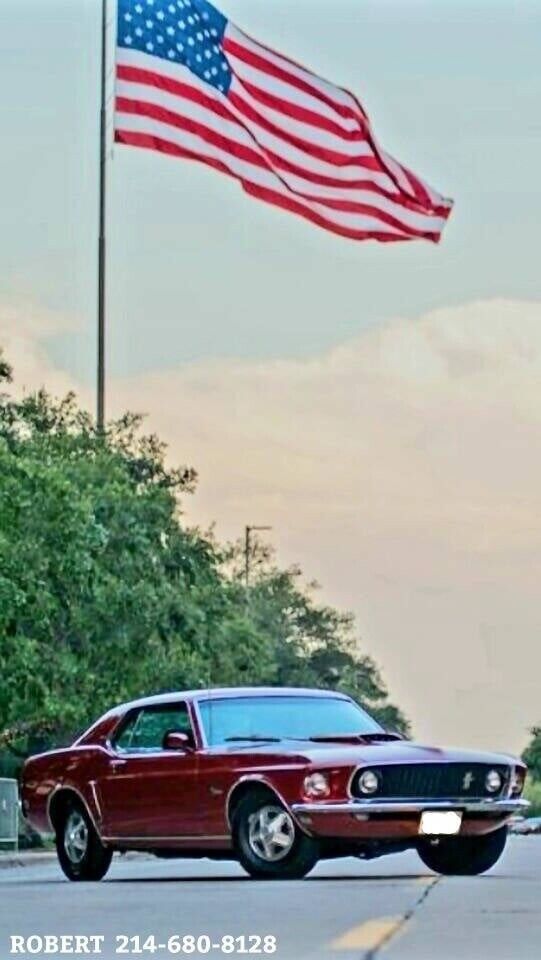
[113,704,193,753]
[113,712,140,752]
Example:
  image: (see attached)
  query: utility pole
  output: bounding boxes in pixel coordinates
[244,526,272,588]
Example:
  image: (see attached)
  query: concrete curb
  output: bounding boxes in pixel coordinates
[0,851,57,870]
[0,850,155,870]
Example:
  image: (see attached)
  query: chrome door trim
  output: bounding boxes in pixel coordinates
[190,697,209,749]
[102,834,231,843]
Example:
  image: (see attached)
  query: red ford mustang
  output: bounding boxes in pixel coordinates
[22,687,528,881]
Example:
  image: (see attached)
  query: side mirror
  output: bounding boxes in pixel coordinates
[163,731,194,752]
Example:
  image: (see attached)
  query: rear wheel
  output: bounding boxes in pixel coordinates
[56,801,112,882]
[232,791,319,880]
[418,825,508,876]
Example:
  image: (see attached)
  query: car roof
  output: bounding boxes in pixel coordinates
[76,688,356,743]
[118,687,352,711]
[73,687,362,747]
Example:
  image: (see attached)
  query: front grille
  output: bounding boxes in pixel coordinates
[350,763,510,801]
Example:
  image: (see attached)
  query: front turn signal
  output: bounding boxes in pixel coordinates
[510,768,526,797]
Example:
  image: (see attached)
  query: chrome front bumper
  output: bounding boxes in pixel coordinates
[291,798,530,816]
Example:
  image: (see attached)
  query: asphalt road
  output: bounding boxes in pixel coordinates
[0,838,539,960]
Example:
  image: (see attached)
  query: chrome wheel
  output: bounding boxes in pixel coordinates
[248,804,295,862]
[64,810,88,865]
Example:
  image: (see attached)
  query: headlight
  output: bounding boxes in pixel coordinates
[358,769,380,795]
[485,769,503,794]
[510,768,526,797]
[303,772,331,799]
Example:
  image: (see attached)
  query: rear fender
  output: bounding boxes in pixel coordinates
[47,784,104,842]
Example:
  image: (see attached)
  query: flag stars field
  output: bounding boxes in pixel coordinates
[115,0,453,242]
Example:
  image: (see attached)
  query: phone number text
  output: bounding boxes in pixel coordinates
[10,935,278,956]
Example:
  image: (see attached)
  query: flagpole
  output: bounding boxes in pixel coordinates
[97,0,108,431]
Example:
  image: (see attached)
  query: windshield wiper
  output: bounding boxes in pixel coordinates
[224,732,403,745]
[224,736,282,743]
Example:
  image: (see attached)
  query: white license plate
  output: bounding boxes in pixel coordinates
[419,811,462,836]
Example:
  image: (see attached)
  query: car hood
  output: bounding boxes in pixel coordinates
[221,739,520,768]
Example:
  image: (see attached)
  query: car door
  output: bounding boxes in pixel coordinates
[98,702,202,841]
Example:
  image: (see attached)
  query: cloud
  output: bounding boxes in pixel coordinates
[3,298,541,753]
[0,301,78,399]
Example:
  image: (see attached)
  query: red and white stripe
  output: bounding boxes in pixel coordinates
[115,23,453,243]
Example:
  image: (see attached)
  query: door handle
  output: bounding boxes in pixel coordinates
[110,759,127,773]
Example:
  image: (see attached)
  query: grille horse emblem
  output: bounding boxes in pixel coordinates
[462,771,475,791]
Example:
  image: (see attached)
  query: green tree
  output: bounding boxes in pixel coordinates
[0,353,407,762]
[523,728,541,781]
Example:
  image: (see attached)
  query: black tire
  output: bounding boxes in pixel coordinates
[418,825,508,876]
[232,790,319,880]
[56,800,113,882]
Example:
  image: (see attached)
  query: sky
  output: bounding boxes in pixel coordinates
[1,0,541,754]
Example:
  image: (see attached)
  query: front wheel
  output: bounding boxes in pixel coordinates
[232,791,319,880]
[56,802,113,881]
[418,825,508,876]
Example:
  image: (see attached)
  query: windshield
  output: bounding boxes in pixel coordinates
[198,695,383,746]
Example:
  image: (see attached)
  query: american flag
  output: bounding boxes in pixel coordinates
[115,0,453,243]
